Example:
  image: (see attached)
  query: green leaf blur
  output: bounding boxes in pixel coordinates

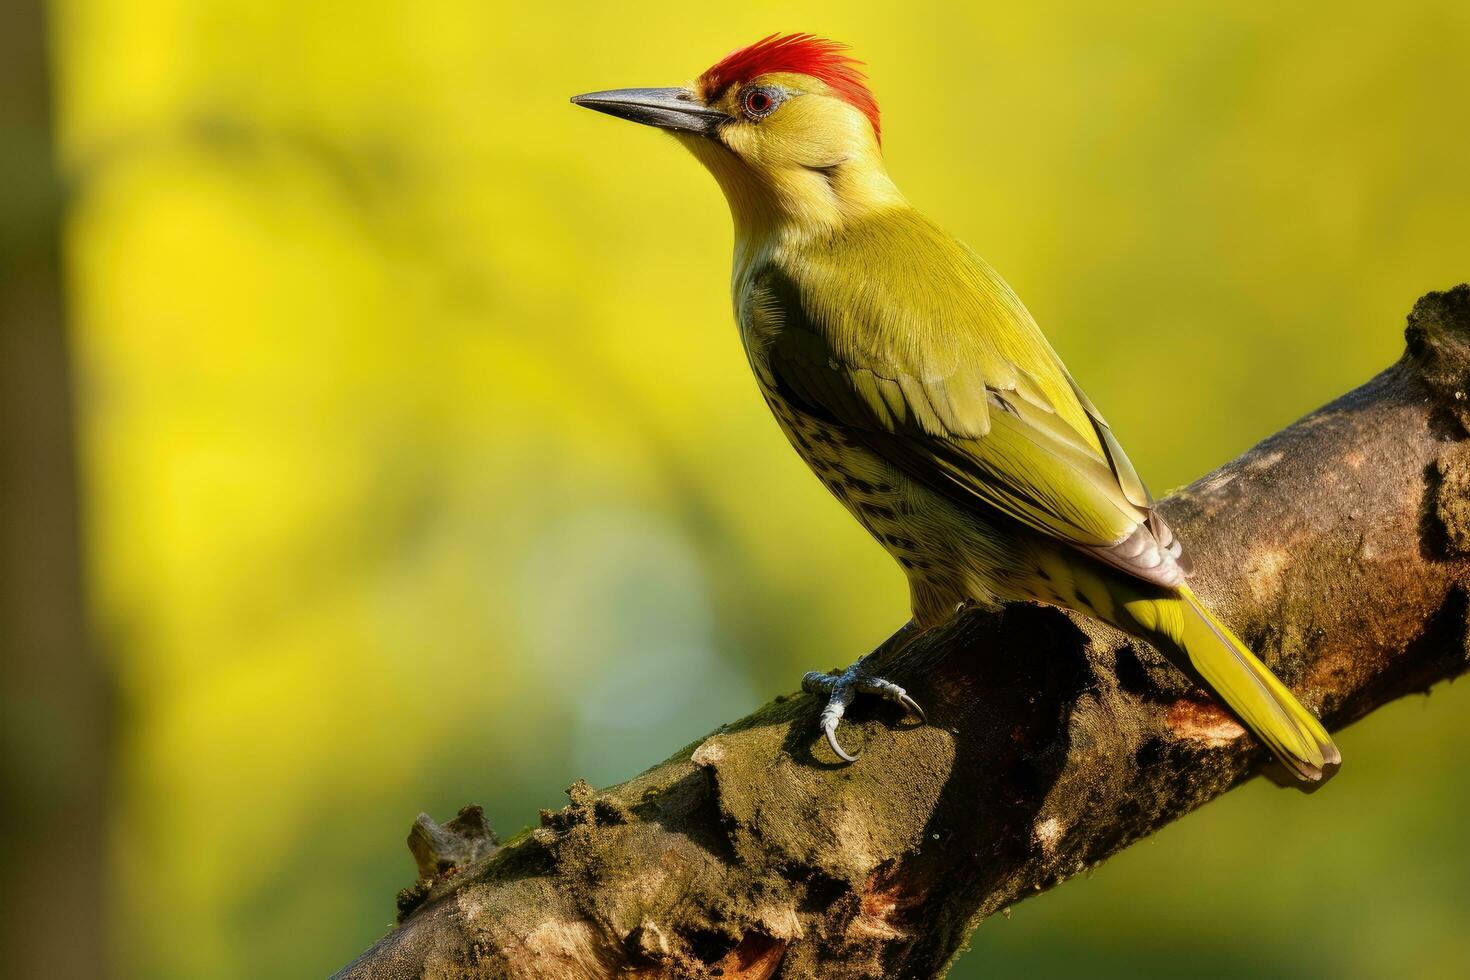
[52,1,1470,976]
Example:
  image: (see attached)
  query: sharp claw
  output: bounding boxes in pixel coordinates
[898,692,927,724]
[824,718,859,762]
[806,661,928,761]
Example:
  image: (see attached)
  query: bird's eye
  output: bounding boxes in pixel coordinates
[741,86,781,120]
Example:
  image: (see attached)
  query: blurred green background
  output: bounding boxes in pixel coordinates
[6,0,1470,976]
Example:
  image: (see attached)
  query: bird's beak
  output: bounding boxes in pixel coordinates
[571,87,729,138]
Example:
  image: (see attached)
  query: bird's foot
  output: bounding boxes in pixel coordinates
[801,663,927,763]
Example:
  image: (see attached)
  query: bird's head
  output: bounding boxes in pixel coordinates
[573,34,902,237]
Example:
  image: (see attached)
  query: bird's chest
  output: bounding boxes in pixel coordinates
[758,385,939,571]
[737,263,953,582]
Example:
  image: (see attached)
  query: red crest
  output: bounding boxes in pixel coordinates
[698,34,881,143]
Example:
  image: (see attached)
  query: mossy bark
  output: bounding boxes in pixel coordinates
[336,287,1470,980]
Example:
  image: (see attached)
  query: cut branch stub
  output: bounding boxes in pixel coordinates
[1405,283,1470,428]
[396,805,500,918]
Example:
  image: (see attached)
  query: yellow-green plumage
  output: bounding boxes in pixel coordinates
[741,208,1337,784]
[573,35,1338,784]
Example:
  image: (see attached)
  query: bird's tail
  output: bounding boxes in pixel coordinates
[1119,584,1340,788]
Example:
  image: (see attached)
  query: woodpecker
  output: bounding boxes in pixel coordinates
[572,34,1339,785]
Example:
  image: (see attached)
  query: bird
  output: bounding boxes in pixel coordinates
[571,33,1340,786]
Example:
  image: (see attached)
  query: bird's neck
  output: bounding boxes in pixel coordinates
[682,137,909,283]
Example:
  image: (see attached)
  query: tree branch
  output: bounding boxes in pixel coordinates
[0,3,110,977]
[336,286,1470,980]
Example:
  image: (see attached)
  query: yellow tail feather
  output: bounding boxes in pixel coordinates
[1125,585,1340,787]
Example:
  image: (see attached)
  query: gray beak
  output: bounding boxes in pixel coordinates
[571,87,729,137]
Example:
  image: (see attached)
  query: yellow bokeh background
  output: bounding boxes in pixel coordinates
[49,1,1470,976]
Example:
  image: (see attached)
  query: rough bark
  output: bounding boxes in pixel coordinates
[336,286,1470,980]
